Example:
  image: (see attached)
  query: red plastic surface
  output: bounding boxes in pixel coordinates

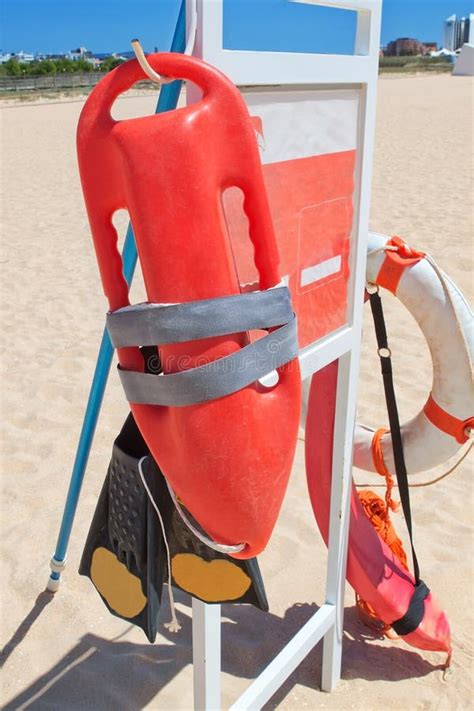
[223,140,355,348]
[77,53,301,558]
[305,361,451,654]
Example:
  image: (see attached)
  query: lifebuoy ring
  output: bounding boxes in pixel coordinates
[303,233,472,654]
[354,232,473,474]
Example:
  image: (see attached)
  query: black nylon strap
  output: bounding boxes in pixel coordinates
[391,581,430,636]
[369,290,422,584]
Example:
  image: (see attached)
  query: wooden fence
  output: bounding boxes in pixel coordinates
[0,72,104,92]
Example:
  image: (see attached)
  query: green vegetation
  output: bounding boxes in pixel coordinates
[100,56,126,72]
[379,55,453,73]
[0,56,125,77]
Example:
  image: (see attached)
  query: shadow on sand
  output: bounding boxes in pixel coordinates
[1,591,55,669]
[2,589,445,710]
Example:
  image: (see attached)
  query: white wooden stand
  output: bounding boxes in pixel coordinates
[187,1,382,708]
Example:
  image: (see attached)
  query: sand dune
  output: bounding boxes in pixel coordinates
[1,74,472,709]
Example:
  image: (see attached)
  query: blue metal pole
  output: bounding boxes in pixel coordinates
[48,2,186,591]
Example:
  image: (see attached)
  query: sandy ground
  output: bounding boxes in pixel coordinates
[1,74,473,709]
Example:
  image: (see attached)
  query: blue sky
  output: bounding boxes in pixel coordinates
[0,0,473,55]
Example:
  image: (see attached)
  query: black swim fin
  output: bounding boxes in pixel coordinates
[79,414,167,642]
[80,349,268,642]
[152,446,268,613]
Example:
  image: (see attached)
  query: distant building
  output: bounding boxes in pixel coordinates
[37,52,60,58]
[470,13,474,43]
[444,14,457,50]
[68,47,93,62]
[385,38,439,57]
[443,14,472,51]
[385,38,424,56]
[0,52,12,64]
[10,50,35,63]
[459,17,469,45]
[67,47,103,68]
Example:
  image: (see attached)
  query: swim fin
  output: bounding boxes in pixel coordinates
[80,351,268,641]
[79,413,166,642]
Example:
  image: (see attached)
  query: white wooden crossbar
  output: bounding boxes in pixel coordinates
[229,605,335,710]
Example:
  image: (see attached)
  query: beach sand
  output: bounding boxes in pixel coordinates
[1,74,472,709]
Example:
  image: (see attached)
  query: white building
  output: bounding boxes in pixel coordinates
[68,47,93,62]
[444,14,457,50]
[444,14,473,51]
[11,50,35,63]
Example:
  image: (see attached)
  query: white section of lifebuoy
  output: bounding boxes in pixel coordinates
[353,233,473,474]
[302,232,473,475]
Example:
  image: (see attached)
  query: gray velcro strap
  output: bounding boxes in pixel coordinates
[117,316,298,407]
[107,287,292,348]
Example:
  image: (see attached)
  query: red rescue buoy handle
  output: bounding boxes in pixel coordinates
[82,52,240,118]
[78,52,281,316]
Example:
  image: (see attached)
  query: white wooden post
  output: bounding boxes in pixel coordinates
[321,2,381,690]
[188,1,382,707]
[192,599,222,710]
